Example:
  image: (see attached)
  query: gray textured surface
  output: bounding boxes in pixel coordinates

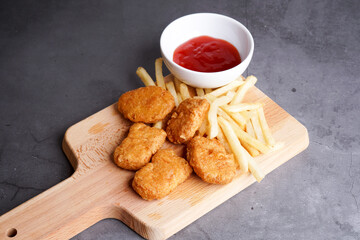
[0,0,359,239]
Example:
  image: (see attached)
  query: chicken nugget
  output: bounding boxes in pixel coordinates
[114,123,166,170]
[166,98,210,144]
[132,149,193,200]
[118,86,175,123]
[187,136,236,184]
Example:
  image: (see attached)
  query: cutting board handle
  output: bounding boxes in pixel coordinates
[0,173,111,240]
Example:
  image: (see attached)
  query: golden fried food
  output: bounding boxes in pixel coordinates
[166,98,210,144]
[132,149,193,200]
[113,123,166,170]
[187,136,236,184]
[118,86,175,123]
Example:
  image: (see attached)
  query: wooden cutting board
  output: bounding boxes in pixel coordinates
[0,75,309,240]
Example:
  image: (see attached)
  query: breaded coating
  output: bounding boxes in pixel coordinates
[114,123,166,170]
[118,86,175,123]
[187,136,236,184]
[166,98,210,144]
[132,149,193,200]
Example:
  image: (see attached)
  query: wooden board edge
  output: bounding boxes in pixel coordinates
[62,132,78,170]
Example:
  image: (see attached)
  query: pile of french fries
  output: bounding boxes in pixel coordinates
[136,58,283,183]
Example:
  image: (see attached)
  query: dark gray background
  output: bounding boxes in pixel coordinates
[1,0,359,239]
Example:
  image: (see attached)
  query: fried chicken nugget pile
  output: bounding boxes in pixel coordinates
[187,136,237,184]
[166,98,210,144]
[114,84,236,200]
[118,86,175,123]
[132,149,193,200]
[113,123,166,170]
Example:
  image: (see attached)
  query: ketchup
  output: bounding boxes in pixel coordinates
[173,35,241,73]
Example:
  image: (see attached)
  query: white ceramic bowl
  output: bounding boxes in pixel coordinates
[160,13,254,88]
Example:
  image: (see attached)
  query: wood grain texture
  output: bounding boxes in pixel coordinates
[0,76,309,240]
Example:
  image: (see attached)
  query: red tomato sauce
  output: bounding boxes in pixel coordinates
[173,35,241,73]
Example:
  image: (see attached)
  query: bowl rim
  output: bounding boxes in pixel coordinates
[160,12,254,76]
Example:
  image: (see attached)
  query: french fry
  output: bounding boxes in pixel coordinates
[196,88,205,97]
[205,94,216,102]
[230,75,257,105]
[180,83,191,100]
[198,118,208,137]
[224,103,262,112]
[165,80,179,107]
[215,95,233,106]
[243,121,265,182]
[227,118,271,154]
[243,120,260,157]
[257,106,276,147]
[208,95,233,139]
[153,121,163,129]
[173,77,182,92]
[155,58,165,89]
[239,111,251,121]
[226,90,235,99]
[242,141,260,157]
[136,67,156,86]
[246,119,257,138]
[221,108,246,130]
[217,108,240,129]
[250,112,266,143]
[232,112,247,130]
[206,80,244,97]
[177,92,183,103]
[248,154,265,182]
[187,85,197,97]
[218,117,248,172]
[204,88,212,94]
[219,109,259,156]
[216,126,232,153]
[207,106,219,139]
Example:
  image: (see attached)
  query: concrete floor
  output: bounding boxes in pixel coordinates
[0,0,359,239]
